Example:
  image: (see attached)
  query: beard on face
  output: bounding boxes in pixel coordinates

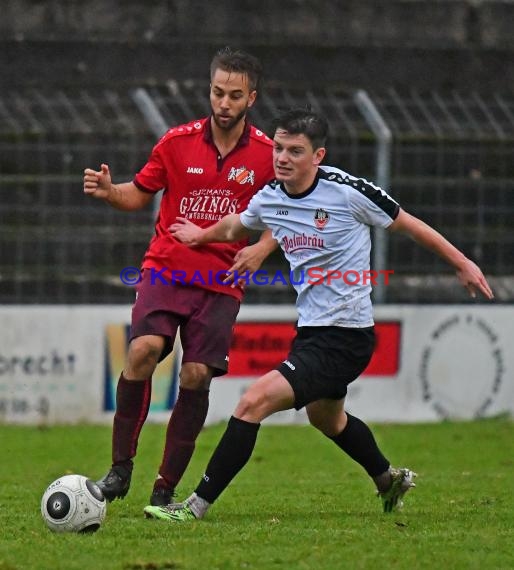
[212,107,248,131]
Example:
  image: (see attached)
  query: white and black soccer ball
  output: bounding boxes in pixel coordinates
[41,474,107,533]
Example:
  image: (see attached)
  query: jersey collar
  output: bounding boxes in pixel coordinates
[203,117,251,149]
[280,168,321,199]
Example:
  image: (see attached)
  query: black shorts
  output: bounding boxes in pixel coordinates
[276,326,375,410]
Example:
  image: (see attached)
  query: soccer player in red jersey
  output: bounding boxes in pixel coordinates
[83,47,276,506]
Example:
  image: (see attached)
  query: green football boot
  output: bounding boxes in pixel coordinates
[144,503,197,522]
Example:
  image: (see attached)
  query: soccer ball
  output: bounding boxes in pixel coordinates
[41,474,107,533]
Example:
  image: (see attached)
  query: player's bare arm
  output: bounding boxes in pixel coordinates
[223,230,278,287]
[229,230,278,274]
[169,214,250,246]
[83,163,153,211]
[389,208,494,300]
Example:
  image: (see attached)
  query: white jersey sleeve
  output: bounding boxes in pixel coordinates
[240,188,268,231]
[348,177,400,228]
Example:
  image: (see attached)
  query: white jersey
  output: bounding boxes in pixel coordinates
[240,165,400,327]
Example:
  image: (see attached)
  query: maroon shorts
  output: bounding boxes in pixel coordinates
[130,270,240,376]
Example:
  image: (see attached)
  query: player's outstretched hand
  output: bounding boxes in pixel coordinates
[169,217,204,246]
[223,243,269,287]
[456,259,494,299]
[83,164,112,199]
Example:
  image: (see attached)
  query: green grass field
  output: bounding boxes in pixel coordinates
[1,418,513,570]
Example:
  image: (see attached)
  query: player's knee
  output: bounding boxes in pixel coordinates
[127,337,162,373]
[235,389,269,421]
[307,412,343,437]
[309,418,331,435]
[179,363,212,390]
[308,414,329,433]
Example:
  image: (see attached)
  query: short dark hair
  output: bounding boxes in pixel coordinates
[210,47,263,92]
[271,107,329,150]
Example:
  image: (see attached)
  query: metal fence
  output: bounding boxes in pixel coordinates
[1,83,513,304]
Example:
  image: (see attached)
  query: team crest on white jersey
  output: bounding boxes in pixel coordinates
[314,208,329,230]
[228,166,255,185]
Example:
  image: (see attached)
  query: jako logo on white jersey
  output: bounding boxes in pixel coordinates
[187,166,204,174]
[228,166,255,185]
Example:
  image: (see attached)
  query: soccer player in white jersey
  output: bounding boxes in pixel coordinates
[143,107,494,522]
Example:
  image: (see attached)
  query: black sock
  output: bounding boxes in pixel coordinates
[329,413,390,477]
[195,416,260,504]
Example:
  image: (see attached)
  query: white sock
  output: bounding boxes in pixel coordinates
[185,492,211,519]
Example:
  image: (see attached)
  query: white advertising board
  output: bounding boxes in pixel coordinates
[0,305,511,425]
[0,306,131,424]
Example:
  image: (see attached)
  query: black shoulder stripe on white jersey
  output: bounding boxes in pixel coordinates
[345,175,399,218]
[319,169,346,184]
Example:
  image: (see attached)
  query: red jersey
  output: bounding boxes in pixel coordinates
[133,117,274,300]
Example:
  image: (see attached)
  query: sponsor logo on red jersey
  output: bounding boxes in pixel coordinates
[179,189,240,221]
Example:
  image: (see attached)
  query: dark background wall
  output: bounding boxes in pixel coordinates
[2,1,513,305]
[2,0,514,91]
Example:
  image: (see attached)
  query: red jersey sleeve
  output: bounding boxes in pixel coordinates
[133,137,169,193]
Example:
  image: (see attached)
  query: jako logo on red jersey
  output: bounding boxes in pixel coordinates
[187,166,204,174]
[228,166,255,185]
